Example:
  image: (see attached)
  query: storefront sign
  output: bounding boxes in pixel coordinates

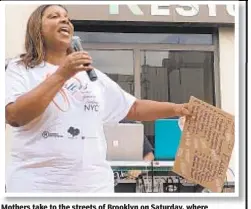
[109,4,235,17]
[65,4,235,24]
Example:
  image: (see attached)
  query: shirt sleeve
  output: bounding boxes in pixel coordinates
[5,60,29,107]
[101,72,137,124]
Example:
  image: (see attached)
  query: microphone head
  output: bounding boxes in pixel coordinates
[71,36,83,51]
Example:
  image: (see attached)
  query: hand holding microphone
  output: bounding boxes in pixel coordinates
[56,36,97,81]
[71,36,97,81]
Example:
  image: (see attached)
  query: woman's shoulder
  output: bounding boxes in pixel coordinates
[5,57,26,73]
[93,68,107,78]
[94,68,116,83]
[93,68,117,88]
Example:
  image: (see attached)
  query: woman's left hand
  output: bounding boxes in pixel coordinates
[173,103,191,117]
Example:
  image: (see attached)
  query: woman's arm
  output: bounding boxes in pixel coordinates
[6,51,93,127]
[126,99,190,121]
[6,72,67,127]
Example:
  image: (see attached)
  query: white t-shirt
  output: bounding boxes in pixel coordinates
[5,58,136,193]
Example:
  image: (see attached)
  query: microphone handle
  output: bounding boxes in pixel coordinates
[73,42,97,82]
[86,68,98,81]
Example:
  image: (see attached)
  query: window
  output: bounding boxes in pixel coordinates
[140,51,214,103]
[140,51,214,141]
[87,50,135,95]
[75,32,213,45]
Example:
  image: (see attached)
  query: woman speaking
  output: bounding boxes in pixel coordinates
[5,5,191,193]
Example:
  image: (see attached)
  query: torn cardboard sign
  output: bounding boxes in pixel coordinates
[173,96,235,192]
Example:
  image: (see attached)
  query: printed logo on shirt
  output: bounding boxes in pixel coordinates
[42,131,63,139]
[64,77,88,101]
[64,78,100,112]
[84,101,99,112]
[46,74,100,113]
[67,126,80,138]
[67,127,86,140]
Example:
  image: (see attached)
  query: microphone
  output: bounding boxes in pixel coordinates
[71,36,97,81]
